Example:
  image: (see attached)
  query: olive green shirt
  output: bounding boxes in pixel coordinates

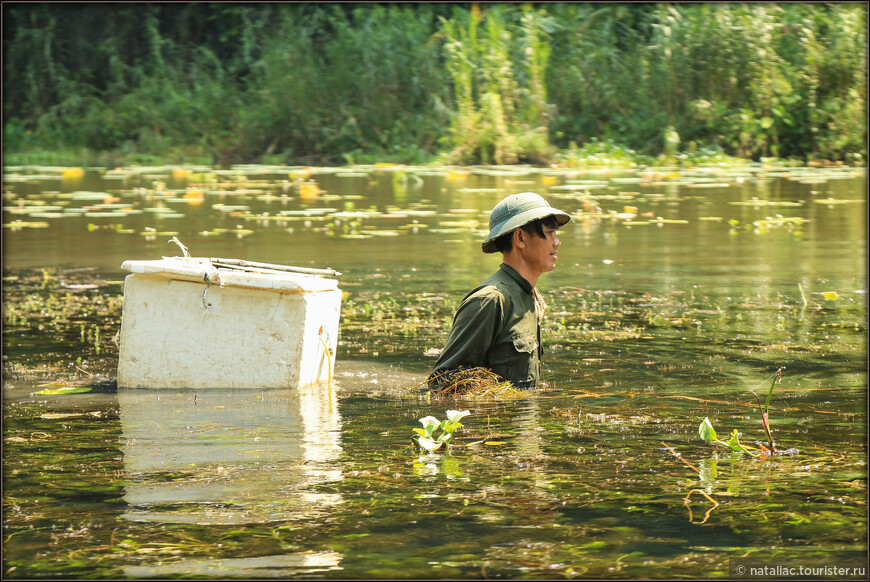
[429,263,546,389]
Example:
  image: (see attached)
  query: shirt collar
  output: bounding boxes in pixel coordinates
[499,263,533,294]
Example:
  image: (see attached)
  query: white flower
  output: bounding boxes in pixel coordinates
[418,416,441,431]
[445,410,471,423]
[416,436,444,452]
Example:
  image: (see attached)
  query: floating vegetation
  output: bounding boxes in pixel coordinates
[4,162,862,272]
[650,218,689,224]
[280,208,338,216]
[199,226,254,238]
[69,191,113,201]
[5,204,66,214]
[139,228,179,237]
[813,197,865,205]
[686,182,732,188]
[697,371,784,459]
[35,383,93,395]
[411,409,470,452]
[359,229,401,237]
[726,215,808,235]
[2,268,123,382]
[212,204,250,212]
[729,198,804,207]
[4,220,50,230]
[422,367,529,399]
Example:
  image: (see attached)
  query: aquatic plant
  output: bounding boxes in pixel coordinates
[698,370,782,455]
[698,417,759,457]
[412,409,470,452]
[1,268,123,382]
[752,369,781,451]
[423,367,527,399]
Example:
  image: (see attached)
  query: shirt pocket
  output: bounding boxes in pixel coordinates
[509,332,537,386]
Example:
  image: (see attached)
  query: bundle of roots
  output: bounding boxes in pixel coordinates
[422,367,526,399]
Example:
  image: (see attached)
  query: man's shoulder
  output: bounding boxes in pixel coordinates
[463,281,505,304]
[460,271,518,307]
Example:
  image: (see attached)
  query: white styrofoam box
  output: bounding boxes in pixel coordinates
[117,257,341,389]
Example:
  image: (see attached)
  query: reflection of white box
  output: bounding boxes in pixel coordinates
[117,258,341,389]
[118,386,343,526]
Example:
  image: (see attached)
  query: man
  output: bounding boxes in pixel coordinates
[428,192,572,390]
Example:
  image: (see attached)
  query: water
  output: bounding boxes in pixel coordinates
[2,162,867,578]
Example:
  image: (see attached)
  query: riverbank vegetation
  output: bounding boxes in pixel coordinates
[3,3,866,167]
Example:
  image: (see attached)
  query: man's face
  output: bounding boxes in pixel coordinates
[523,224,562,275]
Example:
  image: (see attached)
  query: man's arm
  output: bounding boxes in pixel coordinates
[428,287,503,386]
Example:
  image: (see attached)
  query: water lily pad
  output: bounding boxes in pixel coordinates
[27,212,66,219]
[730,199,804,207]
[69,191,113,201]
[212,204,250,212]
[139,230,179,236]
[84,211,131,218]
[4,220,50,229]
[813,198,863,205]
[332,211,382,219]
[36,385,92,395]
[361,230,401,237]
[5,206,54,215]
[280,208,338,216]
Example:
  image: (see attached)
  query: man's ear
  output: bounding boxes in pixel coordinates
[512,227,526,249]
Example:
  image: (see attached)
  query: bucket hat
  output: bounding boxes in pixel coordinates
[481,192,571,253]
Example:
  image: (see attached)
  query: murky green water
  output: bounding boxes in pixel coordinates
[3,162,867,578]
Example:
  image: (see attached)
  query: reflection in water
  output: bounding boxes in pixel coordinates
[124,552,342,579]
[118,384,343,526]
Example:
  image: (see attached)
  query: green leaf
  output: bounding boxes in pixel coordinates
[762,376,777,413]
[698,417,718,442]
[726,429,759,456]
[412,428,427,438]
[760,116,774,129]
[36,386,92,395]
[725,429,744,452]
[418,416,440,437]
[418,415,440,428]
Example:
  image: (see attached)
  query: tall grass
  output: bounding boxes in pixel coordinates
[546,2,867,162]
[2,3,865,165]
[439,4,555,164]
